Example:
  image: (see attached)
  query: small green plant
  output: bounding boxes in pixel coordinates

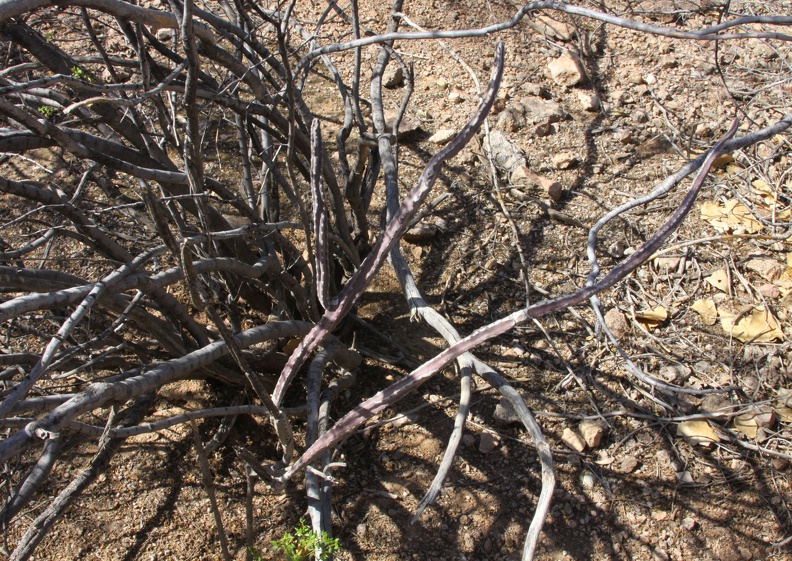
[270,519,340,561]
[37,105,58,119]
[70,66,93,82]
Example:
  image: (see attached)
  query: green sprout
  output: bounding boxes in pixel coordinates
[37,105,58,119]
[70,66,93,82]
[270,519,340,561]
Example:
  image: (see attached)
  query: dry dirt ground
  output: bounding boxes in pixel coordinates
[3,1,792,560]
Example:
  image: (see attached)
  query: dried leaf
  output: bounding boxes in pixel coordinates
[711,153,734,168]
[700,199,763,234]
[724,162,743,175]
[691,299,718,325]
[634,306,668,330]
[282,337,302,355]
[781,289,792,310]
[750,178,777,207]
[733,414,758,439]
[719,306,784,343]
[745,258,785,283]
[749,179,791,220]
[774,254,792,290]
[775,407,792,423]
[705,269,730,292]
[677,420,720,447]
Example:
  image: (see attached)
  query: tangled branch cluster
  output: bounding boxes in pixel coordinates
[0,1,790,560]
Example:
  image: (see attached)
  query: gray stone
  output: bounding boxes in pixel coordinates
[561,427,586,452]
[548,52,586,86]
[738,546,753,561]
[384,112,422,140]
[552,152,578,169]
[577,91,600,111]
[485,130,526,173]
[609,240,626,258]
[509,165,563,202]
[403,223,437,244]
[654,256,681,270]
[156,28,175,42]
[699,394,730,414]
[496,108,525,132]
[579,420,606,448]
[681,516,697,530]
[626,70,645,84]
[659,364,691,383]
[604,308,630,340]
[751,40,777,60]
[521,82,550,98]
[493,396,521,425]
[521,96,567,125]
[546,181,563,203]
[620,455,639,473]
[428,129,456,144]
[356,523,367,538]
[617,130,633,144]
[383,65,404,88]
[632,109,649,123]
[530,15,575,42]
[612,90,635,106]
[478,432,499,454]
[448,88,465,104]
[749,406,776,428]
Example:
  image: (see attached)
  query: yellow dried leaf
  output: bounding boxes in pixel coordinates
[751,178,776,206]
[724,163,742,175]
[705,269,730,292]
[635,306,668,331]
[719,306,784,343]
[775,407,792,423]
[282,337,302,354]
[711,153,734,168]
[749,179,791,220]
[733,414,758,439]
[691,299,718,325]
[636,306,668,321]
[782,289,792,310]
[700,199,763,234]
[700,202,729,232]
[677,420,720,447]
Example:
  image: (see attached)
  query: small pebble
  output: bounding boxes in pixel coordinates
[479,432,499,454]
[356,523,367,538]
